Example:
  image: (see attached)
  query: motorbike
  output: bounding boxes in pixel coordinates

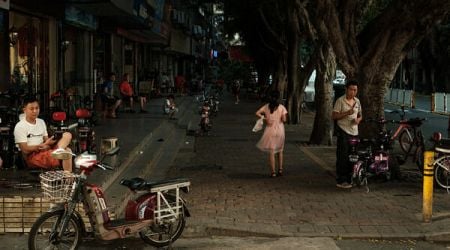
[28,147,191,249]
[207,94,219,116]
[48,111,78,141]
[75,108,96,153]
[199,101,212,135]
[351,118,400,191]
[0,94,21,168]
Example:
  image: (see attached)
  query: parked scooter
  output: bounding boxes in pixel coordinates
[351,118,400,191]
[75,108,96,153]
[207,94,220,116]
[199,101,212,135]
[0,93,21,168]
[48,111,78,141]
[28,147,191,249]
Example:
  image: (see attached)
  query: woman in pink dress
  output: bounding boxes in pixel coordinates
[255,90,288,177]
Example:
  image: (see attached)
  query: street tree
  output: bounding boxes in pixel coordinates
[311,0,450,135]
[225,0,315,123]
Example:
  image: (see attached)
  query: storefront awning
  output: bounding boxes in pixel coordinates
[116,27,168,46]
[71,0,152,30]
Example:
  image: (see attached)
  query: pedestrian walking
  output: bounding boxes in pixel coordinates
[332,79,362,189]
[255,90,288,177]
[232,79,241,104]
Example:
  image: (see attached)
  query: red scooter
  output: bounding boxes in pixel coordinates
[75,108,96,153]
[28,148,191,249]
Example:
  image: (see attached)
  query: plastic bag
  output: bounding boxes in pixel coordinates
[252,117,264,132]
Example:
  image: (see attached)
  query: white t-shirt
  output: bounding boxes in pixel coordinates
[333,95,362,136]
[14,118,48,146]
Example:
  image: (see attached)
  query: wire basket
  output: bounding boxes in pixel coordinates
[39,171,75,202]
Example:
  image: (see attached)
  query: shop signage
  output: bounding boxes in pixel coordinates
[0,0,10,10]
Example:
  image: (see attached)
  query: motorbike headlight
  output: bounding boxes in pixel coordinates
[349,155,359,163]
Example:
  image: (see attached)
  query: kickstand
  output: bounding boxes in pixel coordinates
[166,224,174,250]
[364,178,370,193]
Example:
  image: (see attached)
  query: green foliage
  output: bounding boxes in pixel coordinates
[217,59,252,86]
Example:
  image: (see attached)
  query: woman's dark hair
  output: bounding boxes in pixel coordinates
[268,90,280,114]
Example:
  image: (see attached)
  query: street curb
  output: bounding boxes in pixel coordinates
[184,225,441,241]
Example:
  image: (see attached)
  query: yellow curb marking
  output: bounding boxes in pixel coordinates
[297,143,335,172]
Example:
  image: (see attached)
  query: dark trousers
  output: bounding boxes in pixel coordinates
[336,127,353,184]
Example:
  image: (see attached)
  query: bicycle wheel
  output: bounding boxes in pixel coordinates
[399,128,414,154]
[388,156,402,180]
[415,146,424,172]
[434,156,450,189]
[28,210,82,250]
[140,203,186,247]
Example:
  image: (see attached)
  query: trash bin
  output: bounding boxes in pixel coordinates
[101,137,118,155]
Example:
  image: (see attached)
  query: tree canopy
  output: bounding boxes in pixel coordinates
[224,0,450,141]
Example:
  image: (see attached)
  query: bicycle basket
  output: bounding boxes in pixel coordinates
[39,171,75,202]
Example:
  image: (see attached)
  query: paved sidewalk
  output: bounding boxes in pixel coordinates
[171,92,450,241]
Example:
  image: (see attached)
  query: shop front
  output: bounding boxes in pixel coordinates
[9,10,51,107]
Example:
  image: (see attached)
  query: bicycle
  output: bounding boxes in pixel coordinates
[393,117,426,172]
[430,132,450,190]
[388,105,417,154]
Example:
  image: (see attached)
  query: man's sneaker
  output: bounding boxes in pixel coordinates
[51,148,72,160]
[336,182,352,189]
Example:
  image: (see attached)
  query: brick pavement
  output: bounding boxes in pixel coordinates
[171,92,450,241]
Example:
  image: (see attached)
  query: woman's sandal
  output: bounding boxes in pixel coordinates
[277,169,283,177]
[270,172,277,178]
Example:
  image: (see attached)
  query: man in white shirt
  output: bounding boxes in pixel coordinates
[332,80,362,188]
[14,96,73,172]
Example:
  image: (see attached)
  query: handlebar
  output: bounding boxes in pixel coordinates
[96,163,114,170]
[365,117,426,127]
[396,117,427,127]
[364,118,394,124]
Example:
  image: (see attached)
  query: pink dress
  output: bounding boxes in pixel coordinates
[256,104,287,153]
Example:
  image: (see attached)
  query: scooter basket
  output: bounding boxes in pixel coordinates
[39,171,75,202]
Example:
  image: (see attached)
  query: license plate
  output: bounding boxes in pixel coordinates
[375,156,387,161]
[349,155,359,162]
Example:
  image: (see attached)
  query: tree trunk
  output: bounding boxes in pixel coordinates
[286,4,301,124]
[274,57,287,99]
[358,61,399,138]
[309,44,336,145]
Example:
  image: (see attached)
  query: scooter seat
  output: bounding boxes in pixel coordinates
[76,108,91,119]
[120,177,190,191]
[435,139,450,153]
